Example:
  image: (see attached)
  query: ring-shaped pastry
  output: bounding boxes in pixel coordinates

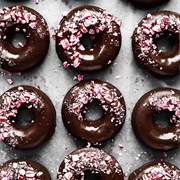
[0,85,56,149]
[132,11,180,76]
[128,161,180,180]
[0,5,50,72]
[62,80,126,144]
[57,147,124,180]
[132,87,180,150]
[55,5,121,72]
[129,0,169,6]
[0,159,52,179]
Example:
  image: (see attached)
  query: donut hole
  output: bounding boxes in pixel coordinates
[83,171,100,180]
[154,110,174,128]
[84,101,104,121]
[80,33,99,49]
[155,32,176,53]
[6,27,27,48]
[12,106,35,126]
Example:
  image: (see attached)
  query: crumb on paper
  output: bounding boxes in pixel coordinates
[7,78,14,85]
[1,71,22,85]
[73,75,84,81]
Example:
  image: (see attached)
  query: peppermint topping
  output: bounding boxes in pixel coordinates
[73,74,84,81]
[57,148,122,180]
[0,161,43,180]
[55,8,121,68]
[142,162,180,180]
[134,12,180,66]
[0,86,44,147]
[148,92,180,127]
[7,78,14,85]
[0,6,37,32]
[68,81,125,125]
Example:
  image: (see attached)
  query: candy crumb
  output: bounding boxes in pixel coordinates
[73,75,84,81]
[119,144,124,148]
[35,0,40,4]
[7,78,14,85]
[162,152,167,157]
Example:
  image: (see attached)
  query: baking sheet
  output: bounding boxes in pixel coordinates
[0,0,180,179]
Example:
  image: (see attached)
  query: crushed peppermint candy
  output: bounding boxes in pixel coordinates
[0,6,37,38]
[1,71,21,85]
[66,80,125,126]
[0,86,44,147]
[57,148,123,180]
[73,74,84,81]
[18,42,25,48]
[133,11,180,66]
[141,162,180,180]
[7,78,14,85]
[148,92,180,127]
[35,0,40,4]
[162,152,167,157]
[0,160,44,179]
[55,7,121,68]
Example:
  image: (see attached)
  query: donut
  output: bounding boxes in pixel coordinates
[132,11,180,76]
[129,0,169,6]
[0,85,56,149]
[57,147,124,180]
[0,159,51,179]
[55,5,121,72]
[128,161,180,180]
[132,87,180,150]
[0,5,50,72]
[62,80,126,144]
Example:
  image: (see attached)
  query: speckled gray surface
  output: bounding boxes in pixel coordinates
[0,0,180,179]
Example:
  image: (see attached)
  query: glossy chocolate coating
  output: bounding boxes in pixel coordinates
[62,80,126,144]
[0,85,56,149]
[128,161,180,180]
[0,6,50,72]
[132,87,180,150]
[57,147,124,180]
[56,5,121,72]
[129,0,169,6]
[0,159,52,179]
[132,11,180,76]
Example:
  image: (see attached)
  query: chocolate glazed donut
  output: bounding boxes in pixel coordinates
[132,11,180,76]
[0,85,56,149]
[128,161,180,180]
[57,147,124,180]
[132,87,180,151]
[0,159,52,179]
[129,0,169,6]
[62,80,126,144]
[0,5,50,72]
[55,5,121,72]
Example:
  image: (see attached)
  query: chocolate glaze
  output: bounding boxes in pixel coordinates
[132,87,180,151]
[132,11,180,76]
[0,6,50,72]
[56,5,121,72]
[57,147,124,180]
[128,161,180,180]
[61,80,126,144]
[129,0,169,6]
[0,159,52,179]
[0,85,56,149]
